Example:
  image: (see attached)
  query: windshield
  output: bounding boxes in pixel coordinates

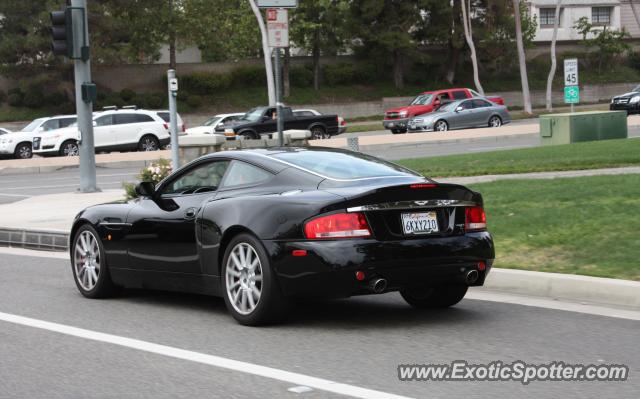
[271,150,419,180]
[634,85,640,93]
[21,118,47,132]
[240,108,264,122]
[410,94,433,106]
[203,117,221,126]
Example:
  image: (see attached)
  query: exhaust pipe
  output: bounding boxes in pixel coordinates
[465,270,479,285]
[368,278,387,294]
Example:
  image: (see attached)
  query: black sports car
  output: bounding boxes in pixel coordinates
[610,84,640,114]
[70,148,494,325]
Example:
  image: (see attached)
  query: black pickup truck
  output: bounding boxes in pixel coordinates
[215,106,339,140]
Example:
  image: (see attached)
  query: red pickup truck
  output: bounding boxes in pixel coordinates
[383,88,505,134]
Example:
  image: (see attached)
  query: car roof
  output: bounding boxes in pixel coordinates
[214,113,245,117]
[419,88,470,95]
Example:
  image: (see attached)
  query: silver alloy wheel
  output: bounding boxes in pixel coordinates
[489,116,502,127]
[141,137,158,151]
[63,142,79,156]
[435,120,448,131]
[73,230,101,291]
[17,144,32,159]
[311,127,326,140]
[225,242,263,315]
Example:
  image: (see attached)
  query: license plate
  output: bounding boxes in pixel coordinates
[401,212,439,235]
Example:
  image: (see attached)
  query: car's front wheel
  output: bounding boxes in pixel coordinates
[71,225,117,298]
[400,285,468,309]
[59,140,79,156]
[138,135,160,151]
[222,233,288,325]
[489,115,502,128]
[434,120,449,131]
[14,142,32,159]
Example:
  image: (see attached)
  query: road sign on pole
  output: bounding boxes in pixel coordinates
[267,8,289,48]
[257,0,297,8]
[167,70,180,168]
[564,86,580,104]
[564,58,578,86]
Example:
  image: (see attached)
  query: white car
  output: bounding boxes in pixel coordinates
[33,109,171,157]
[0,115,77,159]
[185,113,245,135]
[293,109,347,136]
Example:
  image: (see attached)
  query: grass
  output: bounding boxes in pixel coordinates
[397,139,640,177]
[470,174,640,280]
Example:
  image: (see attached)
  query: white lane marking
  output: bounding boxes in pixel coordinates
[0,247,68,259]
[468,290,640,321]
[0,311,412,399]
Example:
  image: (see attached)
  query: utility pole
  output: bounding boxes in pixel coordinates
[71,0,98,192]
[274,48,284,146]
[167,70,180,167]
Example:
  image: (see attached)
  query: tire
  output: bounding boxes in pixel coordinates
[311,126,328,140]
[138,135,160,151]
[59,140,79,157]
[239,131,258,140]
[488,115,502,128]
[14,142,32,159]
[400,285,468,309]
[71,224,117,299]
[222,233,289,326]
[391,129,400,134]
[434,120,449,132]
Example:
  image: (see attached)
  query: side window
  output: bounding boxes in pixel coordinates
[294,111,314,117]
[222,161,272,188]
[59,118,76,128]
[460,100,474,110]
[163,161,230,195]
[114,114,139,124]
[135,114,155,123]
[95,115,114,127]
[156,112,170,122]
[41,119,59,131]
[472,99,492,108]
[436,93,449,102]
[452,90,468,100]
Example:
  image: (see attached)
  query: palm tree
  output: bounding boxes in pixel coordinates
[546,0,562,112]
[513,0,532,114]
[249,0,276,105]
[461,0,484,95]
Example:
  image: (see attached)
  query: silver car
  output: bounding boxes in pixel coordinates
[408,98,511,132]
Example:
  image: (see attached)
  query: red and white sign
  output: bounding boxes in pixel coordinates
[267,8,289,48]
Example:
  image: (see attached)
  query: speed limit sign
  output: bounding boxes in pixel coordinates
[564,58,578,86]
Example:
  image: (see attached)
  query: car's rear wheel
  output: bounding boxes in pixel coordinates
[60,140,79,156]
[138,135,160,151]
[311,126,328,140]
[434,120,449,131]
[222,233,288,325]
[14,142,32,159]
[71,225,117,298]
[239,131,258,140]
[400,285,468,309]
[489,115,502,128]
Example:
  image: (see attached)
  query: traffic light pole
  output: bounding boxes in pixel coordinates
[71,0,98,192]
[274,48,284,146]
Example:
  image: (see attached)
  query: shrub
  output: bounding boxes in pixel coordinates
[119,88,136,102]
[290,66,313,87]
[22,90,44,108]
[628,51,640,70]
[186,94,203,108]
[44,91,68,107]
[230,66,266,87]
[123,158,172,200]
[181,72,232,94]
[0,89,6,104]
[142,92,165,109]
[323,63,357,86]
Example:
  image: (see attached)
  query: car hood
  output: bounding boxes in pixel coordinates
[614,91,640,99]
[3,131,37,140]
[385,105,433,115]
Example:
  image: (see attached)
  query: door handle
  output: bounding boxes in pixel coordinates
[184,207,197,220]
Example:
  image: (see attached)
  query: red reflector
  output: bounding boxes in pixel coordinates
[410,184,437,189]
[355,271,366,281]
[465,206,487,231]
[292,249,307,257]
[304,212,371,239]
[182,124,186,133]
[163,123,169,130]
[478,261,486,271]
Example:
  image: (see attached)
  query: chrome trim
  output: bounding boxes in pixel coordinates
[99,222,132,227]
[347,200,477,212]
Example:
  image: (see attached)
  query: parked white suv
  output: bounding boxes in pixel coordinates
[33,108,172,156]
[0,115,77,159]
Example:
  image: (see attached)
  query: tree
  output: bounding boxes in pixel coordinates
[290,0,349,90]
[574,17,631,73]
[444,0,465,85]
[461,0,484,95]
[545,0,562,112]
[513,0,532,114]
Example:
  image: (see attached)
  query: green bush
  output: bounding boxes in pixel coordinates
[628,51,640,70]
[323,63,357,86]
[0,89,6,104]
[142,92,165,109]
[22,90,44,108]
[7,93,23,107]
[181,72,232,94]
[123,158,172,200]
[44,91,68,107]
[230,66,266,87]
[290,66,313,87]
[186,94,203,108]
[119,88,136,102]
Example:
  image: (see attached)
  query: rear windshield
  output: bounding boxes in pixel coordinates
[271,150,418,180]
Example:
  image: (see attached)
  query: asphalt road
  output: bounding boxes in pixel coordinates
[0,251,638,398]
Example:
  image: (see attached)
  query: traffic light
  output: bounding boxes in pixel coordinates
[50,8,73,57]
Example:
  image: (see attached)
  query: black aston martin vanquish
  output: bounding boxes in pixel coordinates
[70,148,494,325]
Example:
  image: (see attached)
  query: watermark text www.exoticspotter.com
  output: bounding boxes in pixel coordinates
[398,361,629,385]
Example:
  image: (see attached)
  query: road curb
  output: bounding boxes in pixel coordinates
[0,159,153,176]
[485,268,640,310]
[0,227,68,252]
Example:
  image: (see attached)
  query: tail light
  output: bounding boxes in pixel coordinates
[163,123,169,130]
[304,212,371,239]
[465,206,487,232]
[182,123,186,133]
[340,119,346,126]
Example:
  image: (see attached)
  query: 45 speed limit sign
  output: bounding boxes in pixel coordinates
[564,58,578,86]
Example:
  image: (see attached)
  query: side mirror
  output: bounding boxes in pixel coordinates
[455,106,463,112]
[135,181,156,197]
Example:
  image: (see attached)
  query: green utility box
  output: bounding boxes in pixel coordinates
[539,111,627,145]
